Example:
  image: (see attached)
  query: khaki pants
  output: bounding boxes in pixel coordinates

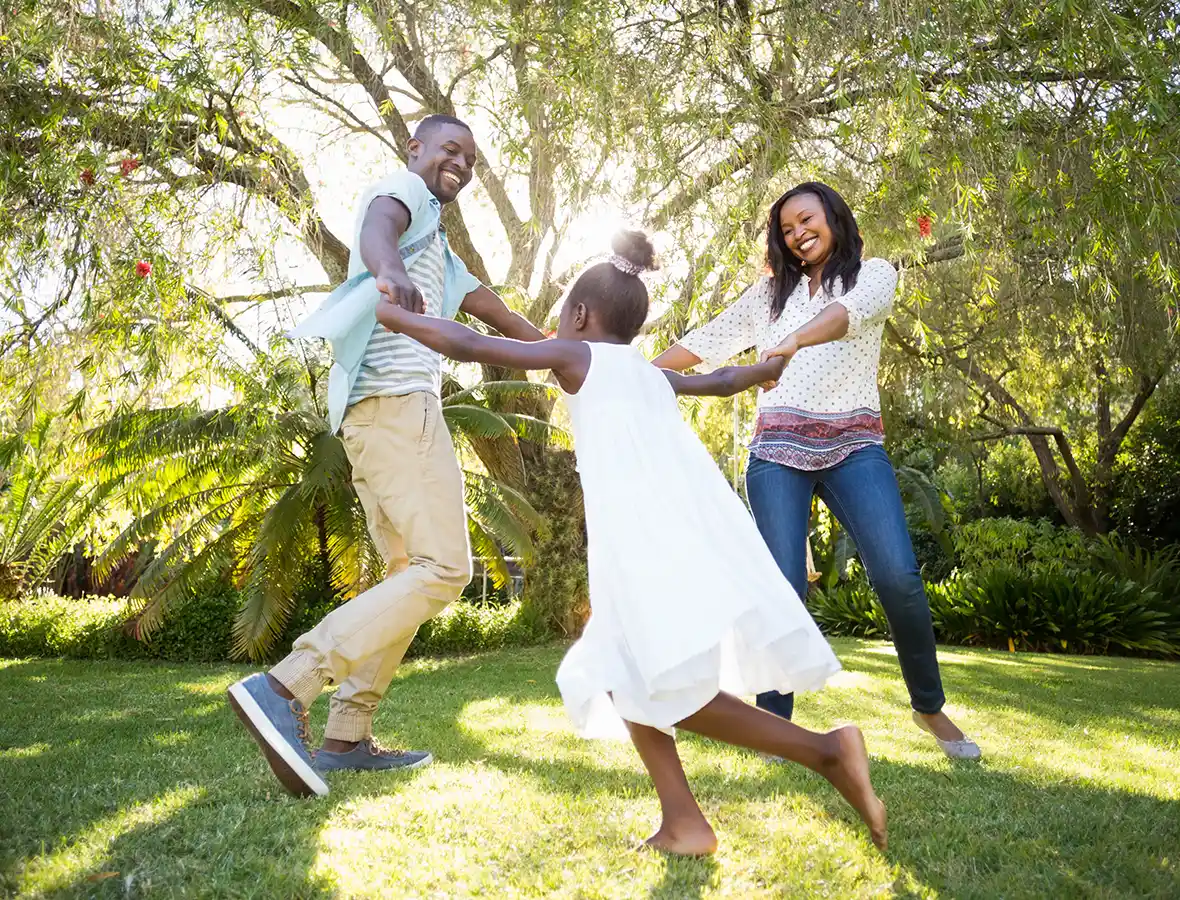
[271,393,471,741]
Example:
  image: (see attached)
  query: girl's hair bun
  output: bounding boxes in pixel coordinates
[610,230,659,272]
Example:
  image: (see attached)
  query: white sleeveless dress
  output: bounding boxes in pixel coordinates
[555,343,841,739]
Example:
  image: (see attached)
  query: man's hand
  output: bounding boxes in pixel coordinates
[375,268,423,314]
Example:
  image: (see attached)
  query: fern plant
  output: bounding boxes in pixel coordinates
[0,416,113,599]
[87,357,558,660]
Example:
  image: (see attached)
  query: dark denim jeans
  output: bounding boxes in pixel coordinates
[746,444,946,717]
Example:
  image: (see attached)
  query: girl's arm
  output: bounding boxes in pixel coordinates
[377,301,590,392]
[663,357,785,397]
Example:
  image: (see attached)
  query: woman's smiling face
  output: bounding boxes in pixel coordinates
[779,192,834,269]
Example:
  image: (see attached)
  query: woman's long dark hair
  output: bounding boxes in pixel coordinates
[767,182,864,319]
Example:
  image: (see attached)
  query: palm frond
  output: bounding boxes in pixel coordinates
[443,380,559,407]
[500,413,572,450]
[232,484,318,659]
[442,404,518,440]
[465,473,541,564]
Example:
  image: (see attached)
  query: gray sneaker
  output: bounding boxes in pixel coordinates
[313,738,432,773]
[227,673,329,798]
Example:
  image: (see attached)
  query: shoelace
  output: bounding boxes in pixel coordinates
[289,699,313,751]
[365,737,405,758]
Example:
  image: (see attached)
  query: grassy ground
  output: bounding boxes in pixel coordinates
[1,640,1178,899]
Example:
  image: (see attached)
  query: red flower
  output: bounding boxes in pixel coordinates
[80,168,96,186]
[120,158,140,177]
[545,329,557,338]
[135,260,152,278]
[917,215,933,239]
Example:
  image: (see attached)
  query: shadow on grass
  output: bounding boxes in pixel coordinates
[0,658,352,898]
[839,642,1180,732]
[1,646,1178,898]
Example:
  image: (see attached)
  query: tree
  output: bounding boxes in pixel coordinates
[628,1,1179,536]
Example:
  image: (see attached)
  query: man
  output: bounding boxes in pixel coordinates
[227,115,544,798]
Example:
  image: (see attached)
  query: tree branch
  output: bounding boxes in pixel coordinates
[1099,359,1176,468]
[649,133,766,228]
[217,285,334,304]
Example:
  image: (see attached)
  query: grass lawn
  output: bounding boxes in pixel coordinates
[1,640,1178,899]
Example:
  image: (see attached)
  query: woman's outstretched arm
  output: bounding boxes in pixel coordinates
[651,344,701,372]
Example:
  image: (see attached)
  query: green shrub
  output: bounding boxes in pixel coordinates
[0,592,239,661]
[1031,572,1173,656]
[953,518,1089,573]
[0,592,550,662]
[811,567,1179,657]
[408,600,547,657]
[1089,537,1180,600]
[807,583,891,639]
[943,567,1052,650]
[0,594,127,659]
[136,590,239,662]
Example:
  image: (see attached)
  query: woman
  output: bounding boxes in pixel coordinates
[654,182,980,759]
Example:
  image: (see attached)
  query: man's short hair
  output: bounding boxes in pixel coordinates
[413,114,473,143]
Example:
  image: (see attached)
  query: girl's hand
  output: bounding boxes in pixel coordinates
[758,355,787,391]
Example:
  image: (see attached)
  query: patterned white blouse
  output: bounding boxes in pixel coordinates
[679,257,898,470]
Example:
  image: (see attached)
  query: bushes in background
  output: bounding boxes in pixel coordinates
[812,517,1179,657]
[5,511,1178,663]
[951,518,1090,574]
[811,554,1180,657]
[0,594,549,663]
[0,591,239,662]
[407,599,547,658]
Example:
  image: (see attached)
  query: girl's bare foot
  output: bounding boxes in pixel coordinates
[820,726,888,850]
[643,818,718,856]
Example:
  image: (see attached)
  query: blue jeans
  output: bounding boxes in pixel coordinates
[745,444,946,717]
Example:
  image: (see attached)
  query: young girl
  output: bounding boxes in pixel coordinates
[377,231,887,855]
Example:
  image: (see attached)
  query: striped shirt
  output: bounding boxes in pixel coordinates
[348,231,446,403]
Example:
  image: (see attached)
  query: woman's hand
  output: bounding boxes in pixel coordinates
[760,332,800,366]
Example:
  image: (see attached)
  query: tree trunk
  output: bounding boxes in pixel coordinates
[519,444,589,636]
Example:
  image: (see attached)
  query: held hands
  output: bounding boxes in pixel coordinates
[375,268,424,315]
[375,296,413,333]
[760,332,801,367]
[757,354,787,391]
[757,332,800,391]
[750,330,797,389]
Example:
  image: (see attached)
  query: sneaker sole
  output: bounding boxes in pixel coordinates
[227,681,329,798]
[314,752,434,774]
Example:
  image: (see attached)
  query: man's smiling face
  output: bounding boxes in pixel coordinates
[408,122,477,205]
